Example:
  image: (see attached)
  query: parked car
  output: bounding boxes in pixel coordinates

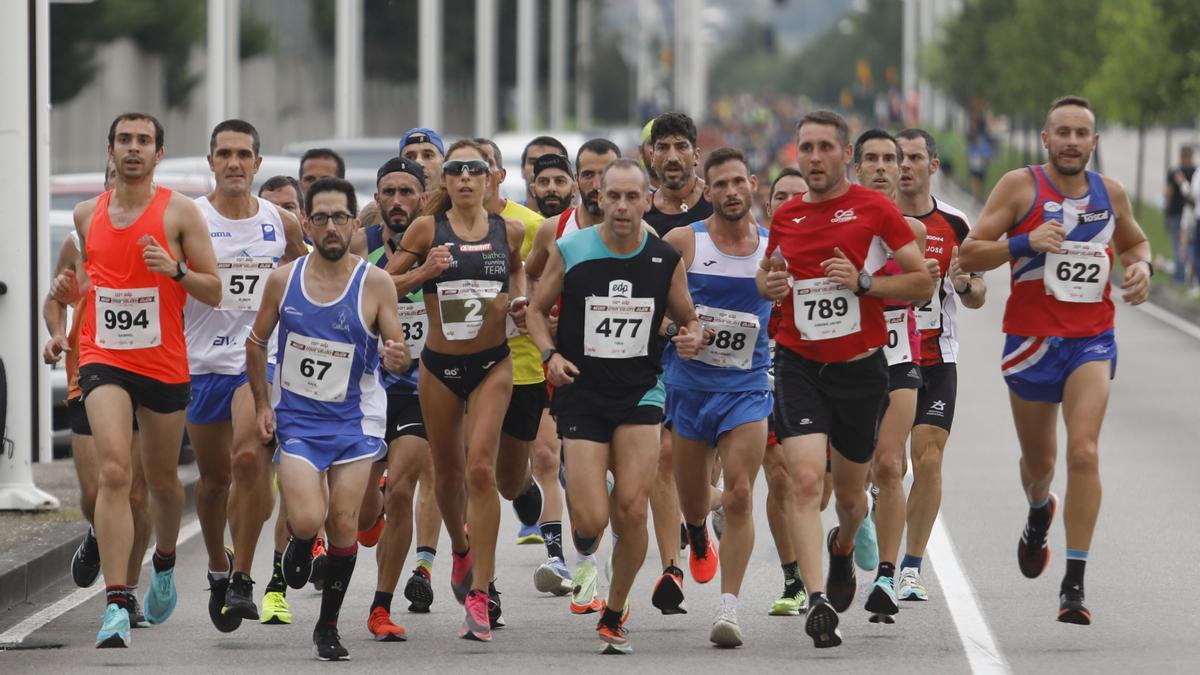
[51,171,210,212]
[155,155,377,209]
[281,137,404,174]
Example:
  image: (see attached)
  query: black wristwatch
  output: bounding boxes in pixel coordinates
[172,261,188,281]
[1137,260,1155,277]
[664,322,679,338]
[540,348,558,364]
[854,270,872,296]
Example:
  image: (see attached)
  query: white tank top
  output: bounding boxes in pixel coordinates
[185,195,287,375]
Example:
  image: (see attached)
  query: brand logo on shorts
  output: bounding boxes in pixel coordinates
[482,360,497,369]
[1043,201,1063,213]
[261,223,277,241]
[443,368,461,378]
[799,418,813,425]
[831,209,857,223]
[908,367,920,379]
[1084,343,1111,355]
[930,399,946,412]
[609,280,632,297]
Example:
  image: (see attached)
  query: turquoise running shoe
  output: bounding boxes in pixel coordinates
[96,603,130,648]
[143,565,178,625]
[854,512,879,572]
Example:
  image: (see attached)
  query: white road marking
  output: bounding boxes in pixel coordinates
[0,518,202,646]
[1135,300,1200,342]
[928,515,1010,674]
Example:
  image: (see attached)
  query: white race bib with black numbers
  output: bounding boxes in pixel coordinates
[915,290,941,330]
[95,286,160,350]
[280,333,354,403]
[583,296,654,358]
[695,304,759,370]
[792,278,859,341]
[396,303,428,356]
[1045,241,1109,303]
[882,309,913,366]
[217,256,274,311]
[437,279,501,340]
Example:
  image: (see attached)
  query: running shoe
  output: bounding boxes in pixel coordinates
[310,537,327,591]
[71,527,102,588]
[688,530,719,584]
[854,512,879,572]
[711,505,726,542]
[804,595,842,649]
[534,557,573,596]
[515,523,544,545]
[770,578,807,616]
[651,565,688,615]
[143,565,177,625]
[596,604,632,655]
[208,549,240,632]
[282,536,314,590]
[679,522,688,550]
[313,623,349,661]
[95,603,130,649]
[1057,585,1091,625]
[709,597,743,648]
[367,606,407,641]
[459,589,492,641]
[223,571,259,621]
[897,567,928,602]
[570,558,603,614]
[512,479,544,528]
[405,566,434,612]
[864,575,899,621]
[451,550,474,605]
[488,580,505,628]
[825,527,857,613]
[261,591,292,625]
[1018,493,1058,579]
[128,596,145,627]
[357,511,385,548]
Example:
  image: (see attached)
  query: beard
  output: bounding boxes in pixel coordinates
[715,200,751,222]
[316,236,348,261]
[384,207,410,233]
[658,162,690,190]
[1049,152,1088,176]
[536,191,572,217]
[583,190,602,216]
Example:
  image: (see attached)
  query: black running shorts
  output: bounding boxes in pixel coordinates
[914,362,957,431]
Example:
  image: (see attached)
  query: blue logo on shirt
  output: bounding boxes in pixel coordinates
[261,223,277,241]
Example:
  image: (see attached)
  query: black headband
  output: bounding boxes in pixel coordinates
[532,153,573,179]
[376,156,426,190]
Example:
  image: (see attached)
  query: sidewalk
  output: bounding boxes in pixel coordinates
[0,459,198,613]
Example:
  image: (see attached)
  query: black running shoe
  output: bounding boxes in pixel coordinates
[511,480,544,528]
[71,527,102,588]
[1057,585,1091,625]
[404,566,433,613]
[128,596,146,628]
[825,527,857,613]
[223,572,260,621]
[805,596,842,648]
[679,523,689,550]
[1018,493,1057,579]
[487,580,505,628]
[313,623,349,661]
[208,574,241,633]
[651,565,688,615]
[282,537,314,590]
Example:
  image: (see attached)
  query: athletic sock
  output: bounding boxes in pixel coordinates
[572,530,600,557]
[782,560,800,582]
[105,584,134,611]
[318,544,358,626]
[152,548,176,573]
[900,554,923,572]
[416,546,436,572]
[540,521,564,561]
[1028,496,1053,530]
[265,550,287,594]
[685,521,709,551]
[1063,550,1088,592]
[599,605,624,628]
[877,561,896,581]
[372,590,393,613]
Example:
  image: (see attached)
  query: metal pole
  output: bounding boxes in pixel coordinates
[419,0,442,131]
[206,0,227,131]
[516,0,536,132]
[673,0,689,112]
[689,0,705,120]
[549,0,567,130]
[334,0,363,138]
[575,0,593,129]
[476,0,497,137]
[901,0,917,115]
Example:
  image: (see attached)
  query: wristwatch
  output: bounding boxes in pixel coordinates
[540,348,558,364]
[854,270,872,296]
[1137,260,1155,277]
[172,261,188,281]
[664,322,679,338]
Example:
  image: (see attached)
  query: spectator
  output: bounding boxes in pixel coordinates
[1166,145,1195,284]
[967,130,993,202]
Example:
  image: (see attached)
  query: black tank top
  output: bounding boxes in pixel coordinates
[422,212,511,294]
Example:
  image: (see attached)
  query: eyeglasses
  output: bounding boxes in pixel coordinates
[442,159,490,176]
[309,212,353,227]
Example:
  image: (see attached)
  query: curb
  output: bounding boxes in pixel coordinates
[0,463,200,614]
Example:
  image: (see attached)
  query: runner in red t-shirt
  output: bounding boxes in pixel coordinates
[756,110,931,648]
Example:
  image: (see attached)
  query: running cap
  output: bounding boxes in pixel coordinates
[400,127,445,155]
[376,156,426,191]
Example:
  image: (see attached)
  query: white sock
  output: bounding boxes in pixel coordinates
[721,592,738,608]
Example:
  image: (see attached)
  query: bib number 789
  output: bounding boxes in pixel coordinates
[802,296,849,321]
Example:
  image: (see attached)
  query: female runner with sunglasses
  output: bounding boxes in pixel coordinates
[384,139,527,642]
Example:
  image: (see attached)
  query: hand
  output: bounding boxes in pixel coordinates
[672,325,704,360]
[1120,260,1151,305]
[421,244,453,278]
[508,296,528,332]
[43,335,70,364]
[820,247,859,291]
[924,258,941,285]
[547,353,579,386]
[763,269,792,300]
[256,406,276,446]
[948,246,971,293]
[139,235,178,277]
[50,268,81,305]
[1028,221,1066,253]
[547,310,559,338]
[382,338,412,373]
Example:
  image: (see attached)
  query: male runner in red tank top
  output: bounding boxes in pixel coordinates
[61,113,221,648]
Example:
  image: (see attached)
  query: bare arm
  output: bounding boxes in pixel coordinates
[382,216,448,296]
[349,229,368,258]
[172,196,223,306]
[275,205,309,263]
[867,241,933,302]
[524,217,558,282]
[1105,177,1152,304]
[527,244,578,385]
[506,219,528,300]
[959,169,1034,273]
[665,258,703,359]
[662,225,696,269]
[366,267,412,373]
[247,265,287,444]
[42,237,79,364]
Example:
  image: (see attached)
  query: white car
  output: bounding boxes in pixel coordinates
[154,155,377,208]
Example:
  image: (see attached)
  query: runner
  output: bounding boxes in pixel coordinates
[185,120,306,632]
[527,158,703,655]
[959,96,1151,624]
[639,119,662,192]
[662,148,773,647]
[383,139,527,642]
[247,176,411,660]
[893,127,986,602]
[259,175,305,224]
[298,148,346,195]
[530,153,576,219]
[400,127,446,193]
[72,112,222,648]
[520,135,570,207]
[758,110,931,648]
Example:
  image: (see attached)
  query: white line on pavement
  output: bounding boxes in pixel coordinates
[1135,300,1200,342]
[0,517,203,646]
[927,515,1010,675]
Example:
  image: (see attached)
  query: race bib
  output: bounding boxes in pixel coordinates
[792,278,859,341]
[396,302,428,357]
[1045,241,1109,303]
[695,304,760,370]
[280,333,354,403]
[915,289,941,330]
[882,309,913,366]
[583,296,655,358]
[217,256,275,311]
[95,286,160,350]
[438,279,502,340]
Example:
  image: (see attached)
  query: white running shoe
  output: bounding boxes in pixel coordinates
[897,567,928,601]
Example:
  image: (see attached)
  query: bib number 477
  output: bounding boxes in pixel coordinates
[595,317,642,338]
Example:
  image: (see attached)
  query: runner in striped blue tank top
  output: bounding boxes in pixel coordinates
[661,150,773,647]
[246,177,411,661]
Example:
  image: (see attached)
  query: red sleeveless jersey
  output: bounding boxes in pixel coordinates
[79,187,191,384]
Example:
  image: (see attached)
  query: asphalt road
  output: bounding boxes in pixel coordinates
[2,263,1196,673]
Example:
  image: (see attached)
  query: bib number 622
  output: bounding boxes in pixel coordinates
[1055,261,1101,284]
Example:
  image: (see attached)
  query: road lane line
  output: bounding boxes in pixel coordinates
[0,518,202,646]
[1135,300,1200,342]
[927,515,1010,675]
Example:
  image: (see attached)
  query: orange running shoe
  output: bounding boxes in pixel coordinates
[367,606,407,642]
[357,511,386,548]
[596,604,632,654]
[688,530,718,584]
